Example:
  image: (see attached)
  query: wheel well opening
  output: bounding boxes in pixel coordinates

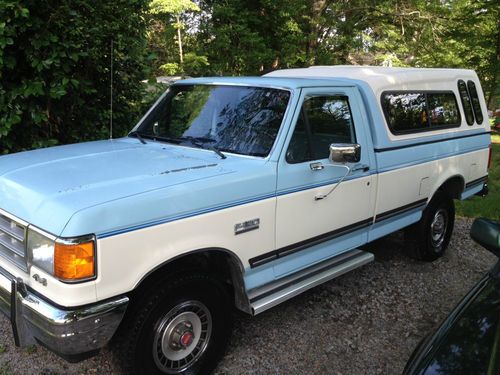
[438,176,465,200]
[129,249,251,314]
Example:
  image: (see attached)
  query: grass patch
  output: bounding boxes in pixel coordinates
[0,345,5,354]
[456,138,500,220]
[25,345,37,355]
[491,132,500,144]
[0,364,12,375]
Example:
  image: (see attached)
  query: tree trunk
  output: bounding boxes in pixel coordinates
[487,20,499,109]
[176,15,184,65]
[306,0,328,65]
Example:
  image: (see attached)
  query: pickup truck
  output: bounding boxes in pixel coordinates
[0,66,491,374]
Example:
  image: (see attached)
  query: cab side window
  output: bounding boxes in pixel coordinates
[286,95,356,164]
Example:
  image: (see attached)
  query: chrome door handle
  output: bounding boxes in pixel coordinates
[351,163,369,173]
[309,162,324,171]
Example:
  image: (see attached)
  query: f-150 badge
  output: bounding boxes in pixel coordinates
[234,218,260,235]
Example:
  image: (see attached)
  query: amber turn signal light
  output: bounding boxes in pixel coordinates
[54,240,95,281]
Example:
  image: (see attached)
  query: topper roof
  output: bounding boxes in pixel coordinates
[265,65,478,93]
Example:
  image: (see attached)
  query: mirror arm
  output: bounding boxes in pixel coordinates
[314,165,351,201]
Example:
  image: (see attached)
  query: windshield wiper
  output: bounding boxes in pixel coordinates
[177,136,227,159]
[142,135,226,159]
[129,131,147,144]
[152,136,182,144]
[209,146,227,159]
[177,136,216,144]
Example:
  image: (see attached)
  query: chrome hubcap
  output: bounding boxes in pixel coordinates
[167,320,195,350]
[430,208,448,249]
[153,301,212,374]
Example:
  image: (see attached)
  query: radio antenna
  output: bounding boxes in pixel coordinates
[109,39,114,139]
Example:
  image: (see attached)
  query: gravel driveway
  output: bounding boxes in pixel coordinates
[0,218,496,375]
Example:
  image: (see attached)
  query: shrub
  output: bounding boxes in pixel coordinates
[0,0,151,154]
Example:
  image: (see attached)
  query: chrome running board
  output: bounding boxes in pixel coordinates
[249,249,374,315]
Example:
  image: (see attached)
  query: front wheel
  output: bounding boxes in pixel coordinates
[115,272,233,375]
[405,191,455,261]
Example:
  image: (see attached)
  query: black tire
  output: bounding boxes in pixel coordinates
[405,190,455,261]
[114,272,233,375]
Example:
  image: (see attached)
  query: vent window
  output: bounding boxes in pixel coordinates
[467,80,483,124]
[457,80,474,125]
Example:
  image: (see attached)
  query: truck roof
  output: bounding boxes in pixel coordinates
[177,66,479,93]
[176,76,354,90]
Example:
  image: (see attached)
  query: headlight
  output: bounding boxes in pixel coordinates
[28,227,96,282]
[28,228,55,275]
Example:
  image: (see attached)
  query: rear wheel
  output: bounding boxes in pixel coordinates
[115,272,233,375]
[405,191,455,261]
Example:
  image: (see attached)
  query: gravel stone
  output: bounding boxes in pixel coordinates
[0,218,496,374]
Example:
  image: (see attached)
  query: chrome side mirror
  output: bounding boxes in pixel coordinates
[153,121,160,135]
[329,143,361,163]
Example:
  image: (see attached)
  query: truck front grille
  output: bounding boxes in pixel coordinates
[0,211,28,271]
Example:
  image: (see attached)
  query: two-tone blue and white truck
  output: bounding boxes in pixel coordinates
[0,66,491,374]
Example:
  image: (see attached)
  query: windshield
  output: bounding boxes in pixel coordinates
[134,84,291,157]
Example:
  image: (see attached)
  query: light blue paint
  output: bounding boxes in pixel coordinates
[0,138,277,237]
[0,132,483,240]
[178,76,357,91]
[83,144,482,240]
[461,183,485,200]
[276,170,374,196]
[243,263,276,291]
[273,230,367,278]
[368,210,423,242]
[376,145,488,174]
[97,192,276,239]
[375,132,490,172]
[88,139,481,240]
[242,226,368,291]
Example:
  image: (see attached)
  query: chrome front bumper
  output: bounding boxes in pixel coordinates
[0,266,128,359]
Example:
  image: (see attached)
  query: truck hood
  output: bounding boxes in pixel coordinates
[0,138,238,236]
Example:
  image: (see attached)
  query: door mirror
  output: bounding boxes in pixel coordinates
[329,143,361,164]
[471,218,500,257]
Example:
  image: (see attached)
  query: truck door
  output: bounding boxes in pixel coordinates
[274,86,376,277]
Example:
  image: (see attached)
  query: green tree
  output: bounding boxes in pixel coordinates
[149,0,199,66]
[366,0,499,107]
[0,0,150,154]
[1,0,498,156]
[190,0,497,107]
[445,0,499,108]
[197,0,311,75]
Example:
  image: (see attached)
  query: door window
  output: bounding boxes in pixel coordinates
[286,95,356,164]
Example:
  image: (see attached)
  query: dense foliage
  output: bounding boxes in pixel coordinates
[193,0,499,106]
[0,0,150,153]
[0,0,498,154]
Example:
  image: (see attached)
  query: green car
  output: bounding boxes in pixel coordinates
[404,218,500,375]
